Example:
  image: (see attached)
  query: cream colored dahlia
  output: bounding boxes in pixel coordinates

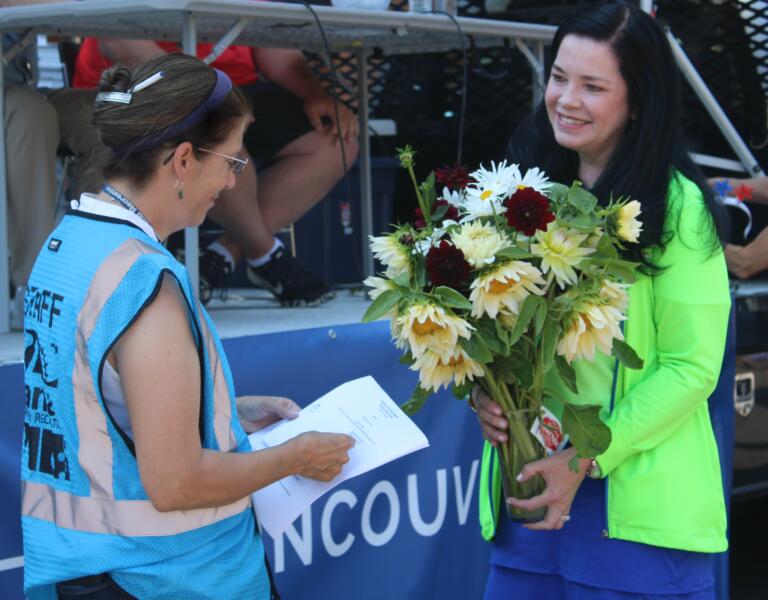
[469,260,546,319]
[531,225,595,288]
[395,302,474,359]
[450,221,511,268]
[411,347,484,392]
[369,234,411,278]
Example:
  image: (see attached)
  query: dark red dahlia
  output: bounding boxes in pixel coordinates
[435,163,473,191]
[425,241,471,289]
[414,199,460,230]
[503,187,555,236]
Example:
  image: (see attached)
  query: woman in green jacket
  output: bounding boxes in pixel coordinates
[476,4,731,599]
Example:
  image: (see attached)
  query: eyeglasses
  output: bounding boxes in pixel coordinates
[161,145,249,175]
[195,147,249,175]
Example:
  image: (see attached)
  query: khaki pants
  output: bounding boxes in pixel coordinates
[47,88,106,197]
[5,84,59,289]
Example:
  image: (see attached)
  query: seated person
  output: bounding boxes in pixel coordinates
[710,175,768,279]
[54,36,359,306]
[0,23,60,329]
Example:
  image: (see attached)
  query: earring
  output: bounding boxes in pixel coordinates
[174,179,184,200]
[178,187,184,200]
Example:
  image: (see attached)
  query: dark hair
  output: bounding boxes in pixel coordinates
[93,53,250,189]
[506,2,728,270]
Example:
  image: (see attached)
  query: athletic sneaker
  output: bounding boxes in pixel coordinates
[246,247,335,307]
[199,249,233,306]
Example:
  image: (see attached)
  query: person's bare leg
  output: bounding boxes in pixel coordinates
[256,129,359,241]
[206,152,270,263]
[207,129,359,261]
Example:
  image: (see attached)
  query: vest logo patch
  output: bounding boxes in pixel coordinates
[47,238,62,252]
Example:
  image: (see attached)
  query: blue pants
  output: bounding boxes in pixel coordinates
[484,565,716,600]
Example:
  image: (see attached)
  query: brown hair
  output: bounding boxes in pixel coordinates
[93,53,250,189]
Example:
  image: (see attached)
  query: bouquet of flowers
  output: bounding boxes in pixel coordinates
[363,146,644,521]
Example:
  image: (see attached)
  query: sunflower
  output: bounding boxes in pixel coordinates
[557,302,626,363]
[370,234,412,278]
[411,347,484,392]
[395,302,474,359]
[612,200,643,243]
[363,276,395,300]
[469,261,546,318]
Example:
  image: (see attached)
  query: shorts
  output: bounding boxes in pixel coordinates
[240,80,314,167]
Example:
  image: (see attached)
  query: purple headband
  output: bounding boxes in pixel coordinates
[111,68,233,155]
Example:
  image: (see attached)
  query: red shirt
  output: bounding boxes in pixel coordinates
[73,37,259,88]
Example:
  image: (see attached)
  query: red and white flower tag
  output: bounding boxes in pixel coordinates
[530,407,569,455]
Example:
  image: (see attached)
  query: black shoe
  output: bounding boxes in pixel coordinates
[199,249,233,306]
[246,248,335,307]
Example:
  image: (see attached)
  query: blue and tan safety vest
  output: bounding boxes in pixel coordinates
[21,209,270,599]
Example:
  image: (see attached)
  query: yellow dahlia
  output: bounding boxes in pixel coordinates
[531,225,595,288]
[469,261,546,319]
[395,302,474,359]
[557,302,626,363]
[369,234,411,278]
[450,221,511,267]
[411,347,484,392]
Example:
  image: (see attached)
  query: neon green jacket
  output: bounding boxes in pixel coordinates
[479,172,731,553]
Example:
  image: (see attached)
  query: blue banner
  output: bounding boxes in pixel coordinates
[0,322,491,599]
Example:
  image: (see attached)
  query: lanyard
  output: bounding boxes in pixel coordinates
[102,184,151,227]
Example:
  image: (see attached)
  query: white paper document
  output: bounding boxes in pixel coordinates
[248,376,429,538]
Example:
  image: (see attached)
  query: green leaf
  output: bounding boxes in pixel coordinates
[612,339,644,369]
[555,354,578,394]
[399,352,416,366]
[567,184,598,214]
[421,172,437,213]
[459,334,494,364]
[546,182,569,205]
[509,295,544,345]
[430,203,450,223]
[496,355,534,389]
[393,271,410,288]
[475,318,508,356]
[594,234,619,259]
[452,379,474,401]
[415,264,427,289]
[541,318,559,371]
[495,246,534,261]
[562,403,612,457]
[584,258,638,284]
[400,384,431,415]
[432,286,473,310]
[361,290,401,323]
[561,213,596,231]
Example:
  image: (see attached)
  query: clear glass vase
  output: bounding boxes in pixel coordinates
[498,413,547,523]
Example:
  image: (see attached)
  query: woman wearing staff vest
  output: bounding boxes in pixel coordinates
[21,53,353,599]
[474,4,730,599]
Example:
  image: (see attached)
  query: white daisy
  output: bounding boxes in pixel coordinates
[518,167,552,193]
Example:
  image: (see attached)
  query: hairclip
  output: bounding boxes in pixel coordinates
[94,71,165,105]
[95,91,132,104]
[131,71,164,93]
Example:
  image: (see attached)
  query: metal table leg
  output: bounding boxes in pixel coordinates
[0,33,10,333]
[356,47,374,278]
[182,12,200,297]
